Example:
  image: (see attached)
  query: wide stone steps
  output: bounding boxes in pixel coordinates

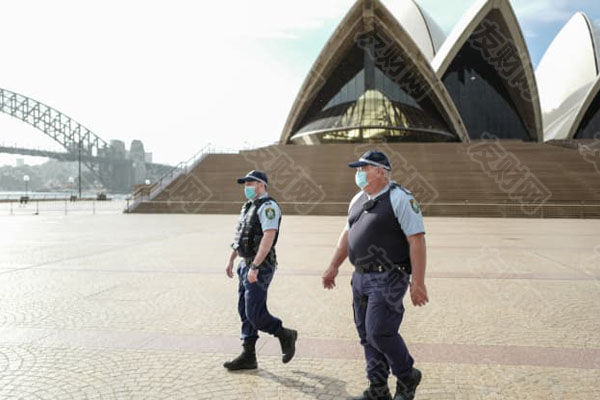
[130,142,600,218]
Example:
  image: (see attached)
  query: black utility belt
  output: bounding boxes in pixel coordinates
[243,255,277,267]
[354,264,411,274]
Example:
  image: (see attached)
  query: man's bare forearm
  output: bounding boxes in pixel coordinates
[252,230,276,266]
[329,230,349,270]
[228,249,237,263]
[408,234,426,284]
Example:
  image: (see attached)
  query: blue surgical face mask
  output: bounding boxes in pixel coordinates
[355,171,368,189]
[244,186,256,200]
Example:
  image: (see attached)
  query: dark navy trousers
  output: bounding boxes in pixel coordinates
[352,269,414,382]
[237,260,282,342]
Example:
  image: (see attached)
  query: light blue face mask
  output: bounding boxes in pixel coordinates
[244,185,256,200]
[355,171,368,189]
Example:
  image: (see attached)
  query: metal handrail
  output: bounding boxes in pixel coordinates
[128,143,215,208]
[128,140,280,202]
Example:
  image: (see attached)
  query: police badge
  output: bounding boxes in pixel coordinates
[409,198,421,214]
[265,207,276,220]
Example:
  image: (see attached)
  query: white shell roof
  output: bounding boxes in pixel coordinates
[430,0,542,141]
[381,0,446,61]
[279,0,469,144]
[536,12,600,141]
[567,74,600,139]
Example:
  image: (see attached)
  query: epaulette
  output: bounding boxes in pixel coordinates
[390,182,412,195]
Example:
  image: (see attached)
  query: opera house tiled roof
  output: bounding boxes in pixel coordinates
[281,0,599,144]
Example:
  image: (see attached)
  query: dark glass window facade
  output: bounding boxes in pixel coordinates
[575,92,600,139]
[442,19,531,141]
[289,36,457,144]
[323,70,365,111]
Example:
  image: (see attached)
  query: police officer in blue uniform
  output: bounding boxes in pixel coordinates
[322,151,429,400]
[224,170,298,371]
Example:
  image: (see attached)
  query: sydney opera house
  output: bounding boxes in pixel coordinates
[282,0,600,144]
[131,0,600,218]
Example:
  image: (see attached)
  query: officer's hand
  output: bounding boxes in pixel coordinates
[322,266,338,289]
[410,282,428,307]
[247,268,259,283]
[225,261,234,279]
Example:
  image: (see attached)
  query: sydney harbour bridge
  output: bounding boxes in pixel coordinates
[0,88,172,192]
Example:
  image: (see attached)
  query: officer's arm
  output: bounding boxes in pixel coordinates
[329,191,360,270]
[323,229,348,289]
[252,230,277,266]
[328,229,349,271]
[391,188,428,305]
[228,249,237,264]
[407,233,426,286]
[407,233,428,306]
[391,188,426,278]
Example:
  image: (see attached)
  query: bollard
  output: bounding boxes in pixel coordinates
[10,200,13,215]
[35,200,39,215]
[65,199,68,216]
[93,200,96,215]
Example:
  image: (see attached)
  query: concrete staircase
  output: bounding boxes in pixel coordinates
[129,141,600,218]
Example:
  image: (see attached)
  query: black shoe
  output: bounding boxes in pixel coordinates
[223,342,258,371]
[276,327,298,363]
[393,368,422,400]
[350,382,392,400]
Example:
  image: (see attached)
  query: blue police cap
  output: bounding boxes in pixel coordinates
[348,150,392,171]
[236,170,269,186]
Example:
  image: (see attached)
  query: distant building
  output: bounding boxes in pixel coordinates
[109,140,127,159]
[129,140,147,185]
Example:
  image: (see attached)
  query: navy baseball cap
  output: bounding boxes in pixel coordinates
[348,150,392,171]
[236,170,269,186]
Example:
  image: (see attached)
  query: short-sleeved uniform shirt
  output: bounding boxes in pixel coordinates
[345,182,425,237]
[255,192,282,232]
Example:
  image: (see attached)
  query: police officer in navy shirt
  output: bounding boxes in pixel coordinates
[322,151,429,400]
[224,170,298,371]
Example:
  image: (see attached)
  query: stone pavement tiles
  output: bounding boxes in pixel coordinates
[0,214,599,399]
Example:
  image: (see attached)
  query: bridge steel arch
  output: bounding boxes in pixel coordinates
[0,88,112,184]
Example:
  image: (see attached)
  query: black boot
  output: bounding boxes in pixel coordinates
[276,327,298,363]
[223,342,258,371]
[350,382,392,400]
[393,368,422,400]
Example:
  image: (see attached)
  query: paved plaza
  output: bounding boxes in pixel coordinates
[0,212,599,399]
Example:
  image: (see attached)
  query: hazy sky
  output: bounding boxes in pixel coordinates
[1,0,599,167]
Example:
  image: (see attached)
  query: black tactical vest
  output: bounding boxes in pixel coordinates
[347,184,411,268]
[233,196,281,260]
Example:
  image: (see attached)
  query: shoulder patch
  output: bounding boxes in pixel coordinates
[265,207,276,220]
[409,198,421,214]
